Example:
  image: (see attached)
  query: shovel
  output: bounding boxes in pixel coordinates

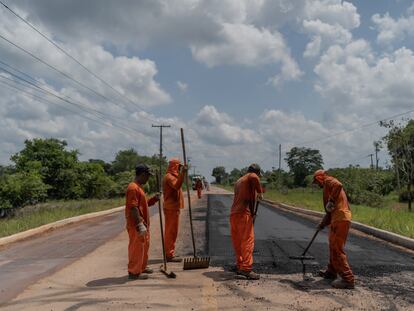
[180,128,210,270]
[156,171,176,278]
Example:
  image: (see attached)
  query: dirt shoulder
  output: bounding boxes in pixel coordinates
[2,187,413,311]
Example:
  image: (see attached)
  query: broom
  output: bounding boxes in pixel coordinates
[181,128,210,270]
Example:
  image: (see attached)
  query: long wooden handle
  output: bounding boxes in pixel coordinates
[301,229,320,256]
[180,128,197,257]
[156,171,168,270]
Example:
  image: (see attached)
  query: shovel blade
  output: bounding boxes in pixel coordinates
[183,256,210,270]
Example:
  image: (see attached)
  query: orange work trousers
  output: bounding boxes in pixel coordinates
[327,221,354,283]
[230,212,254,272]
[127,226,150,274]
[164,209,180,258]
[197,188,202,199]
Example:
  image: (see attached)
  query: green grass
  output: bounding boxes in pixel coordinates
[218,185,414,238]
[0,197,124,238]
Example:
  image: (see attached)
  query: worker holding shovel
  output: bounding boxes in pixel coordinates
[125,164,160,280]
[313,169,355,289]
[162,158,188,262]
[230,163,263,280]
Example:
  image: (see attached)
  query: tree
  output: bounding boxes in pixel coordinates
[0,171,49,208]
[110,149,141,175]
[381,119,414,211]
[285,147,324,187]
[212,166,228,184]
[228,168,242,184]
[11,138,79,199]
[110,149,167,175]
[88,159,112,174]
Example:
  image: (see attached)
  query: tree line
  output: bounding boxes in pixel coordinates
[0,138,167,210]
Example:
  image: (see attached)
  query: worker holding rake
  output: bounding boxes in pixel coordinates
[230,163,263,280]
[163,158,188,262]
[313,169,355,289]
[125,164,160,280]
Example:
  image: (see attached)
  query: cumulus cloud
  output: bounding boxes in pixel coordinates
[301,0,360,58]
[192,105,259,146]
[11,0,303,86]
[314,40,414,126]
[372,9,414,48]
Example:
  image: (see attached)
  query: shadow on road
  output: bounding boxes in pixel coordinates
[86,275,129,287]
[202,270,235,282]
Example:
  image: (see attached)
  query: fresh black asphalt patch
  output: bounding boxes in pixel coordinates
[207,194,414,303]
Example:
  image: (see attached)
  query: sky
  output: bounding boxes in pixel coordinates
[1,0,414,180]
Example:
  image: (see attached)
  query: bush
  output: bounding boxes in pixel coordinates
[0,172,49,208]
[76,162,117,199]
[327,167,394,207]
[398,190,414,203]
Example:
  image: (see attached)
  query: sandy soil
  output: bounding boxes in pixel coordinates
[1,187,413,311]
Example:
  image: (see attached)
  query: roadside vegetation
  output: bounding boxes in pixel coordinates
[0,138,165,237]
[0,197,123,238]
[214,119,414,238]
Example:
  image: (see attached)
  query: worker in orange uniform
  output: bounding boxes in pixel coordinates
[162,158,188,262]
[313,169,355,289]
[125,164,160,280]
[195,177,203,199]
[230,163,263,280]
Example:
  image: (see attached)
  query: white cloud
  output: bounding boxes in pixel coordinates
[192,105,259,146]
[191,23,302,83]
[314,40,414,123]
[177,81,188,93]
[301,0,360,58]
[372,11,414,47]
[303,0,360,30]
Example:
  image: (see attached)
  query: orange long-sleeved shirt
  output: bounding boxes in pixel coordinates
[323,176,352,223]
[163,159,185,210]
[125,181,157,229]
[231,173,263,215]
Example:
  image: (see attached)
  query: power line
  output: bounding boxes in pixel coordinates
[0,33,159,125]
[0,79,135,135]
[0,0,160,120]
[0,70,147,137]
[0,62,136,127]
[257,109,414,169]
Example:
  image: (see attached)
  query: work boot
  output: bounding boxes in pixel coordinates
[237,270,260,280]
[142,267,153,274]
[331,279,355,289]
[166,256,182,262]
[128,272,148,280]
[318,269,337,280]
[228,265,239,272]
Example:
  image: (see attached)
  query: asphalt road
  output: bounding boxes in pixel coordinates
[0,211,126,305]
[208,194,414,303]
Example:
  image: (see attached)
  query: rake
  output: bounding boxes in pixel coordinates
[181,128,210,270]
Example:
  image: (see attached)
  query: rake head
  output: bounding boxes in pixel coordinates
[183,256,210,270]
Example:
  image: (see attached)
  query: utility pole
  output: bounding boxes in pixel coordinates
[152,124,171,183]
[369,153,374,169]
[374,143,380,170]
[278,144,281,171]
